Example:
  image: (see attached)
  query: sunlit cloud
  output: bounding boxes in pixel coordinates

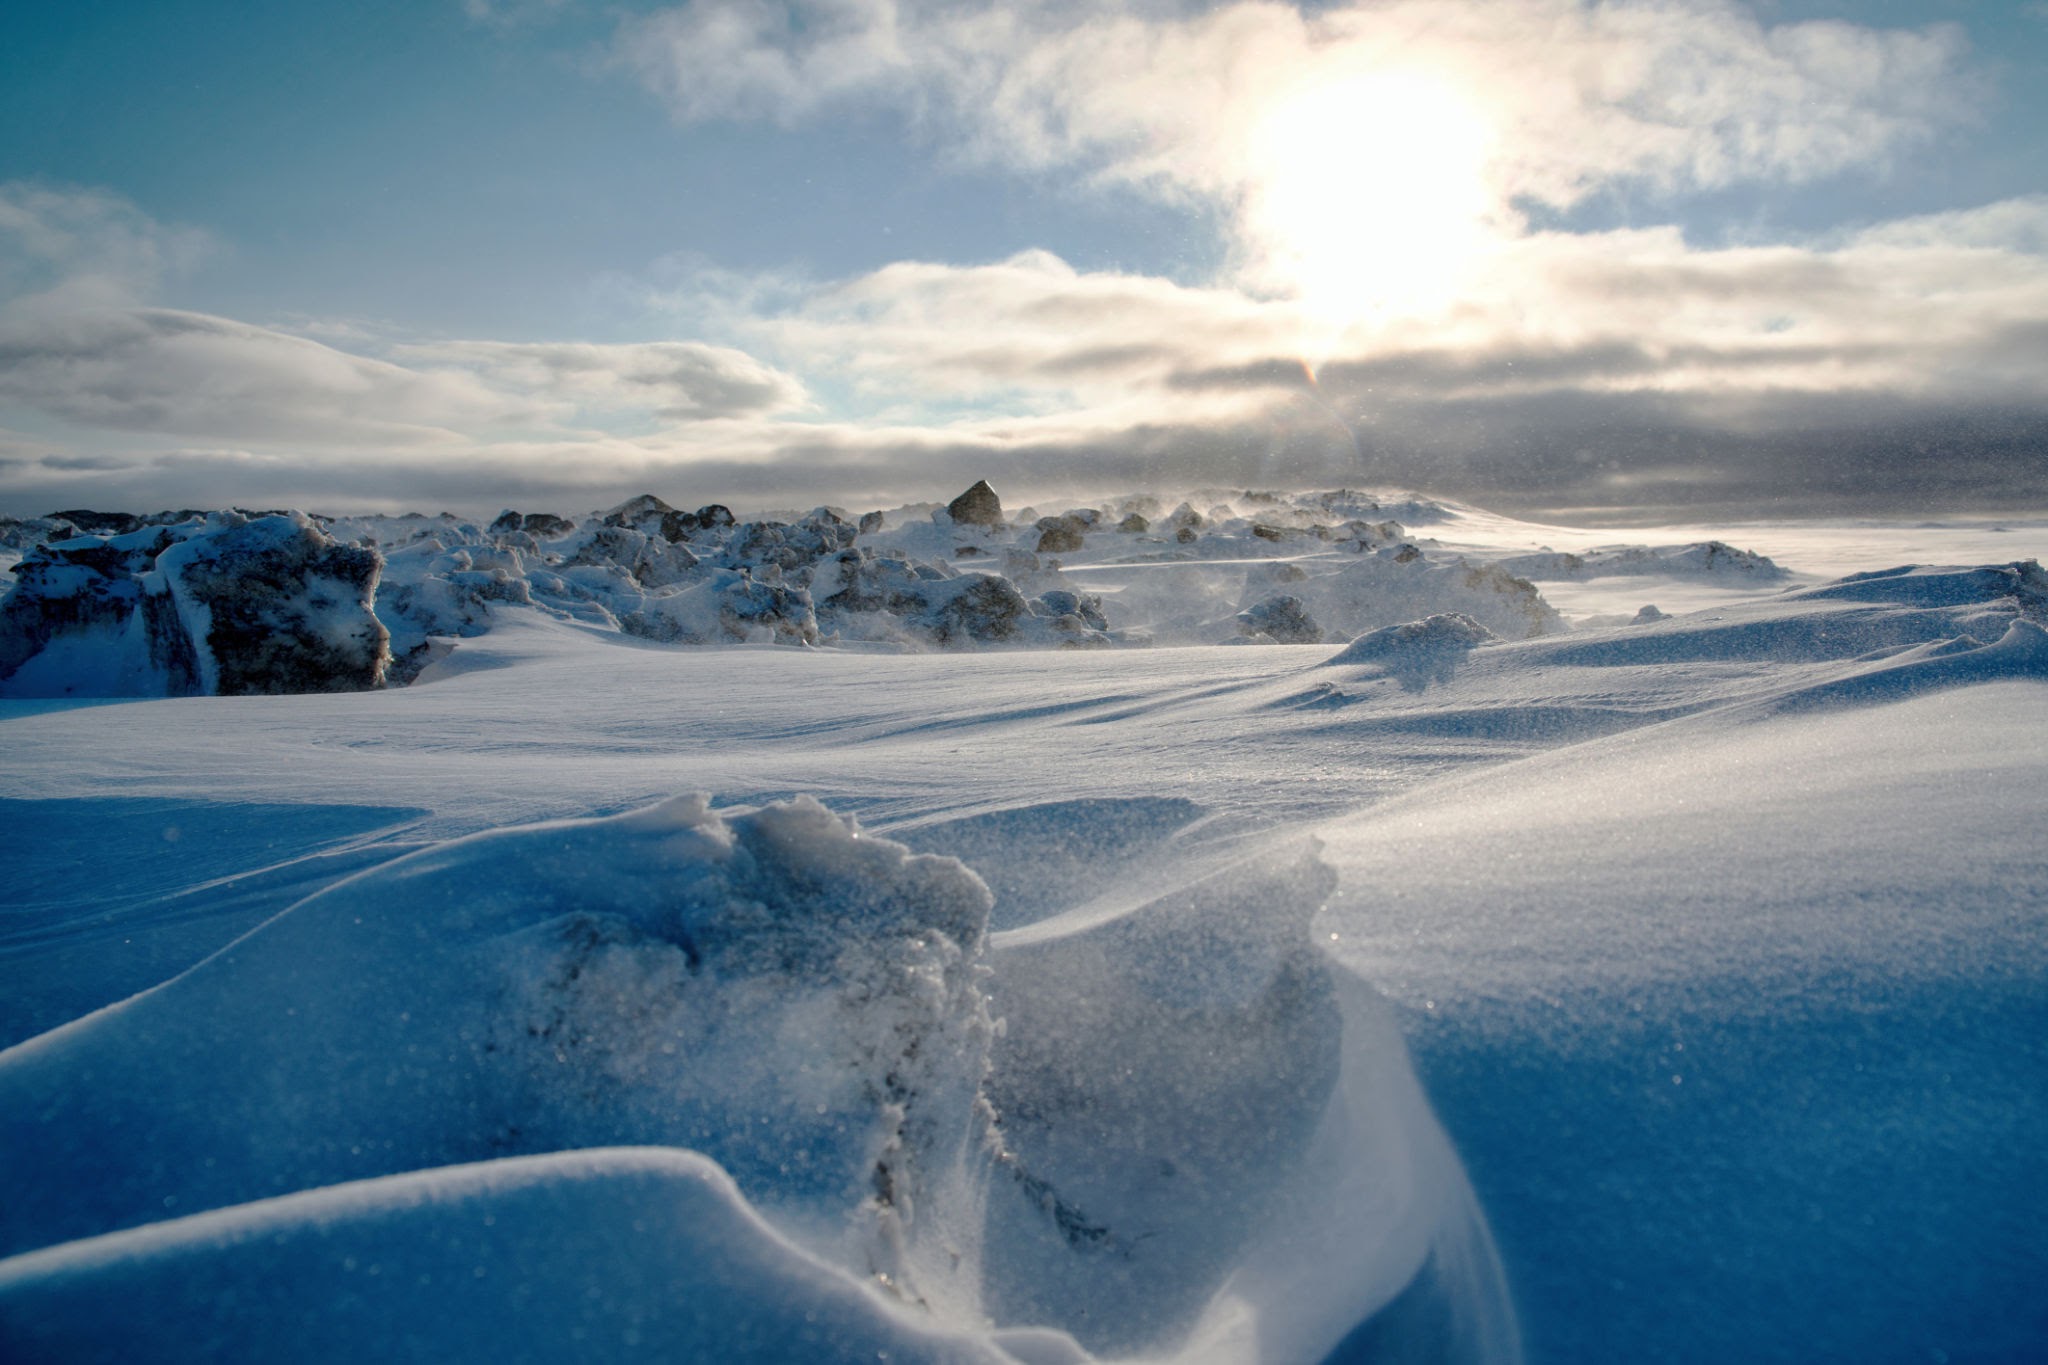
[617,0,1974,320]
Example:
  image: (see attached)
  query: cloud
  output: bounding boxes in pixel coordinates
[5,149,2043,521]
[461,0,577,27]
[615,0,1975,307]
[396,340,808,420]
[710,203,2048,413]
[0,182,212,314]
[0,308,525,446]
[619,0,915,124]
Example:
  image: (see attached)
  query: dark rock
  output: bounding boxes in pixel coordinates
[1033,589,1109,632]
[1117,513,1150,533]
[1035,516,1086,554]
[523,513,575,539]
[947,481,1005,528]
[601,493,678,528]
[1238,594,1323,644]
[859,511,885,535]
[931,574,1026,644]
[494,510,576,539]
[44,509,143,536]
[160,514,390,695]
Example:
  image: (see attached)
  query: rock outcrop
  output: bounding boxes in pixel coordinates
[0,512,388,697]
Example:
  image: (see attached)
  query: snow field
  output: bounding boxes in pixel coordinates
[1,498,2043,1361]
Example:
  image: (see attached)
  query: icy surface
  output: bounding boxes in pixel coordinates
[1,494,2044,1362]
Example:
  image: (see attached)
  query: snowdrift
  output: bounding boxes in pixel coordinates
[0,795,1515,1363]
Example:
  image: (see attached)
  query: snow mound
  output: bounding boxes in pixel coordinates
[1785,559,2047,612]
[1495,541,1786,580]
[1326,613,1499,665]
[0,512,387,698]
[1288,547,1561,642]
[0,795,1518,1361]
[0,795,997,1310]
[0,1148,1048,1365]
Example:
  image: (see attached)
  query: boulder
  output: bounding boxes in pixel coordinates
[1,513,389,697]
[156,514,390,695]
[1034,516,1086,554]
[946,481,1005,529]
[1237,594,1324,645]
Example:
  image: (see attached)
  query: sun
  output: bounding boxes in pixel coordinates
[1242,69,1498,326]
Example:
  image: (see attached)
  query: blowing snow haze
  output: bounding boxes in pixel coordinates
[2,0,2046,521]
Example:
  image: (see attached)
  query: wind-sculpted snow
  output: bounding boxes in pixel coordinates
[0,1150,1048,1365]
[0,794,1518,1362]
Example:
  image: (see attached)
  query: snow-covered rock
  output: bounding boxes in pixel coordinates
[0,512,388,697]
[1237,594,1324,644]
[621,571,820,646]
[565,525,702,589]
[154,513,388,695]
[1326,613,1500,665]
[487,510,575,539]
[817,550,1115,649]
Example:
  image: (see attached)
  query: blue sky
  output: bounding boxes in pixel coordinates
[2,0,2045,519]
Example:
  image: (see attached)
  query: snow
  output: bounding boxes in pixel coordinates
[0,490,2044,1362]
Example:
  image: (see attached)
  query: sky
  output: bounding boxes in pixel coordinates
[1,0,2045,522]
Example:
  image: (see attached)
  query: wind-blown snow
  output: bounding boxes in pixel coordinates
[0,490,2043,1363]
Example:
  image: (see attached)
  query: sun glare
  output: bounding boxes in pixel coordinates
[1244,69,1498,327]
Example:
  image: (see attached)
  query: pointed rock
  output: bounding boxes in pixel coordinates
[946,480,1004,528]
